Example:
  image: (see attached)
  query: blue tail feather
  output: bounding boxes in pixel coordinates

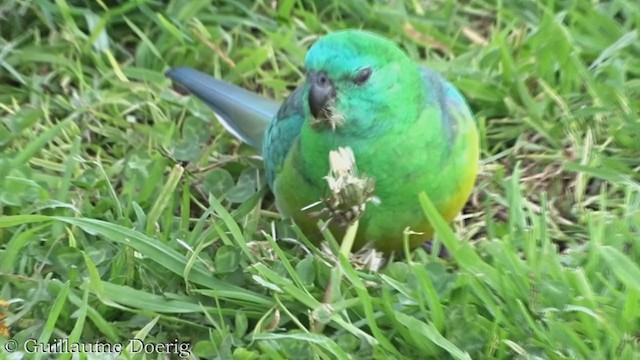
[166,67,280,150]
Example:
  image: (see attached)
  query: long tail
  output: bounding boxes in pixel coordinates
[166,67,280,151]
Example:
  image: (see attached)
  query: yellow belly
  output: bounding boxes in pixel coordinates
[273,125,480,253]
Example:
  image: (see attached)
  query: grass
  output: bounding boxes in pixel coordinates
[1,0,639,358]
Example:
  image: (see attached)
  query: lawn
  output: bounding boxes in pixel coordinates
[1,0,639,359]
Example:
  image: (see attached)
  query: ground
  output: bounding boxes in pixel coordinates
[0,0,639,359]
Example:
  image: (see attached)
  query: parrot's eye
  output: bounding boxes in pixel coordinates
[352,67,372,85]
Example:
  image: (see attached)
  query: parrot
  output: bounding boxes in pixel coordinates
[166,30,479,253]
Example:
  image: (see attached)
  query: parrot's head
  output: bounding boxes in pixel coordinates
[304,30,424,134]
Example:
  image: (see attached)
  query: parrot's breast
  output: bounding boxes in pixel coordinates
[270,104,479,252]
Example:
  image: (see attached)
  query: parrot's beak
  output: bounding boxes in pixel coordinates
[308,71,335,120]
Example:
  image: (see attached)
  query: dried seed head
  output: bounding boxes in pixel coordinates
[305,147,379,228]
[310,104,345,131]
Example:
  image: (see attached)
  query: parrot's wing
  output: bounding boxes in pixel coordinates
[419,66,475,146]
[262,85,307,188]
[166,67,281,150]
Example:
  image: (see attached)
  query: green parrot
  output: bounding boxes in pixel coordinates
[167,30,479,253]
